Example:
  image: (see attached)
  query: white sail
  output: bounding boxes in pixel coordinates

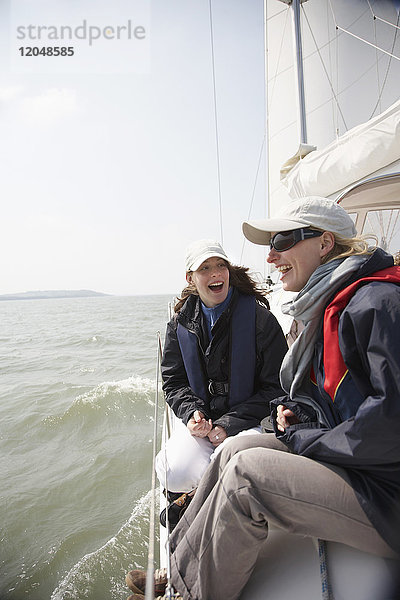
[266,0,400,217]
[282,98,400,199]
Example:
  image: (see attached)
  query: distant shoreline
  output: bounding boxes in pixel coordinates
[0,290,109,301]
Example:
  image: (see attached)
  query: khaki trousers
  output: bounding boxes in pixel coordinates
[169,433,397,600]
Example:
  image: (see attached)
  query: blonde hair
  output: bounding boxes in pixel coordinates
[317,229,377,264]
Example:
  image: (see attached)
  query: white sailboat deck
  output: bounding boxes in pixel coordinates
[241,531,399,600]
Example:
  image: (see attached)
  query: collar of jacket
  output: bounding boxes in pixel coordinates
[336,247,394,290]
[177,287,239,334]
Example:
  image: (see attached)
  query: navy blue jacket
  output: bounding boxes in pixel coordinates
[162,288,287,436]
[271,248,400,554]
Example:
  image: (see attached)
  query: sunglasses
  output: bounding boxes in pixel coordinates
[270,228,323,252]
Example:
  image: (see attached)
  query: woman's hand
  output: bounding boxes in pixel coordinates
[187,410,213,437]
[276,404,300,432]
[208,425,227,447]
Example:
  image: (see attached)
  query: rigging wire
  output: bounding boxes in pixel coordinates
[263,0,271,281]
[266,5,288,23]
[364,208,400,251]
[239,135,266,264]
[360,1,400,248]
[369,9,400,119]
[241,0,276,278]
[386,209,400,247]
[268,46,394,144]
[268,4,370,85]
[144,332,163,600]
[208,0,224,246]
[302,4,348,131]
[371,0,383,116]
[266,4,380,142]
[366,0,400,31]
[325,0,338,137]
[327,0,400,62]
[332,26,400,61]
[389,212,400,248]
[267,6,290,115]
[146,332,178,600]
[335,6,340,137]
[374,15,400,31]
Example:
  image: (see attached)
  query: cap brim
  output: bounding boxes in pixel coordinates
[189,251,230,272]
[242,219,306,246]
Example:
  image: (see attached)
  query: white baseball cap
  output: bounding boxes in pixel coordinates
[242,196,357,245]
[185,239,230,272]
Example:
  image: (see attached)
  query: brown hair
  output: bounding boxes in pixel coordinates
[174,261,269,313]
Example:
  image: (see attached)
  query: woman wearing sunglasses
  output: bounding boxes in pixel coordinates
[127,197,400,600]
[155,239,287,508]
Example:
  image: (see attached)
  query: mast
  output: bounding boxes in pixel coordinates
[278,0,309,145]
[276,0,315,180]
[291,0,307,144]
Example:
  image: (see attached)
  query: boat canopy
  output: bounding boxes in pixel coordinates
[336,172,400,250]
[280,99,400,200]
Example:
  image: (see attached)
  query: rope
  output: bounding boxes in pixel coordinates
[327,0,400,62]
[374,15,400,31]
[208,0,224,246]
[335,26,400,61]
[371,2,383,116]
[267,5,290,111]
[365,207,400,252]
[325,0,338,137]
[366,0,400,31]
[369,10,400,119]
[268,5,369,86]
[144,332,163,600]
[318,539,334,600]
[302,5,347,131]
[239,136,266,264]
[266,3,389,142]
[145,333,180,600]
[387,211,400,249]
[158,326,180,600]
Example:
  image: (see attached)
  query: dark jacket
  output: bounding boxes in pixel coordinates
[162,288,287,437]
[271,248,400,554]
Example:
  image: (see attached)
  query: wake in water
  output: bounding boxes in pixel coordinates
[51,490,159,600]
[44,375,160,425]
[3,374,162,600]
[1,295,170,600]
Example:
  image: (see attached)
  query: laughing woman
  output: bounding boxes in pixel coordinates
[156,239,287,506]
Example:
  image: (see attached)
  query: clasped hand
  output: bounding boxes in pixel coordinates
[187,410,227,446]
[276,404,300,432]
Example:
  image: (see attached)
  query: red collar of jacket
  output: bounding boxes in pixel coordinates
[322,266,400,401]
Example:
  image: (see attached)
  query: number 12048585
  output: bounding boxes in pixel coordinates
[18,47,74,57]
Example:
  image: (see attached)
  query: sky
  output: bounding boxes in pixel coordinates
[2,0,399,297]
[0,0,270,296]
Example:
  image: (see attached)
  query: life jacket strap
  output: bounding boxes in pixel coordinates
[176,294,256,407]
[208,380,229,396]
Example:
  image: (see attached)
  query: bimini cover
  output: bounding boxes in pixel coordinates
[281,98,400,199]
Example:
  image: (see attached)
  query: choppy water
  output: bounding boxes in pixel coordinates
[0,295,171,599]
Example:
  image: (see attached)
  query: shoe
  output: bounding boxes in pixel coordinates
[160,490,195,531]
[127,596,182,600]
[164,490,184,503]
[126,567,168,596]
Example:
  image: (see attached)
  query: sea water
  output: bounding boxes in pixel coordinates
[0,295,172,599]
